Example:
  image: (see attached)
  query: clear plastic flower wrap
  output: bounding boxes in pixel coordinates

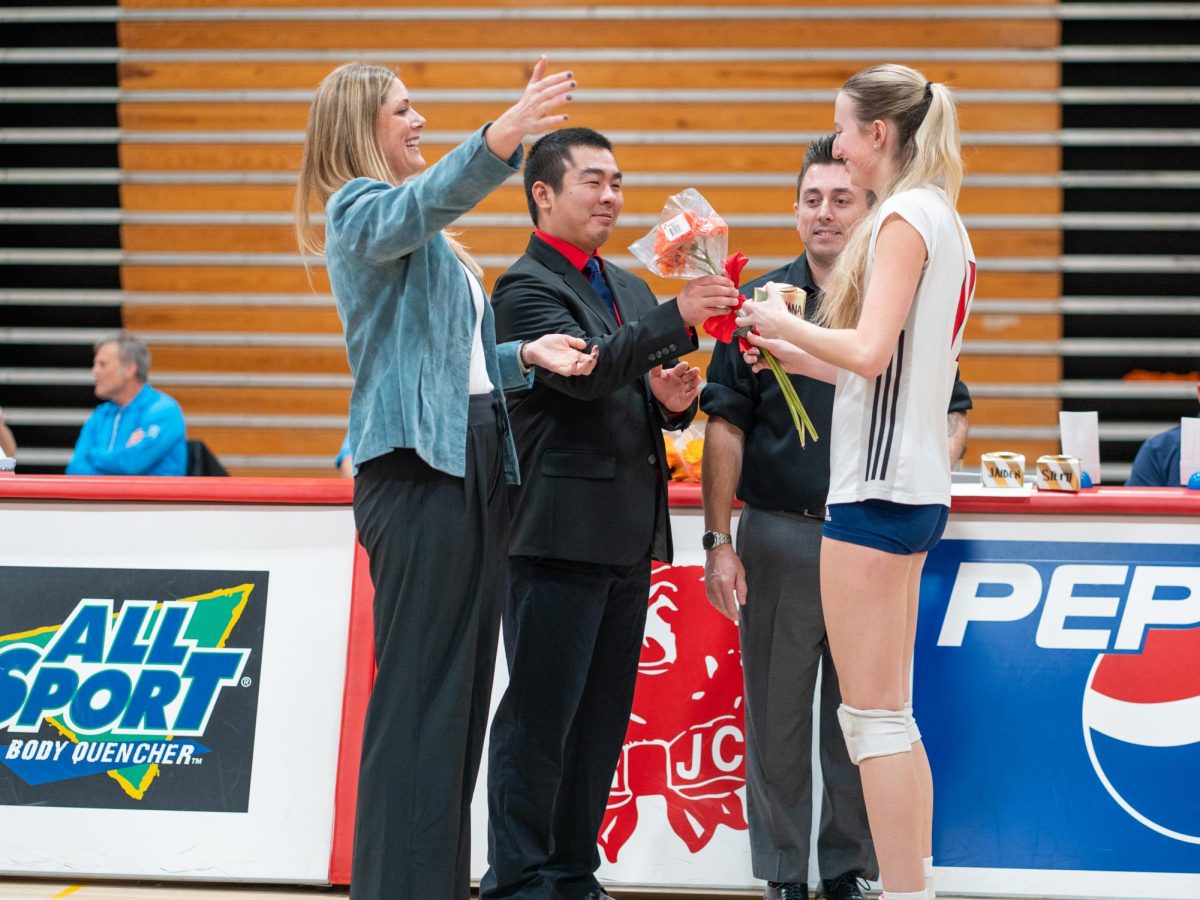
[630,189,819,448]
[628,188,729,278]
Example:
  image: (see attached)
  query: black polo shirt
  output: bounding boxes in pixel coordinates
[700,254,972,514]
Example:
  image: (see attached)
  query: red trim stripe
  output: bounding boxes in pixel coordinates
[328,540,375,885]
[0,475,353,505]
[951,260,976,347]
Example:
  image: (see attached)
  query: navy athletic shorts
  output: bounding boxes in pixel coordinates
[824,499,949,555]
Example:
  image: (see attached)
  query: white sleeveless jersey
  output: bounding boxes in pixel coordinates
[826,185,976,507]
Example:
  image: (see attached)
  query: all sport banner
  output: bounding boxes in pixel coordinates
[0,565,266,812]
[0,495,356,883]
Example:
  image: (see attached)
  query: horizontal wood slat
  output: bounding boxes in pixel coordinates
[224,466,341,478]
[969,396,1062,426]
[119,143,1061,175]
[118,224,1064,258]
[120,183,1063,217]
[125,304,1068,341]
[117,101,1060,134]
[121,184,299,212]
[473,185,1065,217]
[120,0,1057,10]
[148,344,350,374]
[188,425,345,455]
[121,266,330,292]
[118,20,1058,52]
[963,314,1061,342]
[119,60,1061,92]
[117,267,1063,300]
[959,356,1062,384]
[166,385,350,415]
[963,440,1061,466]
[124,305,343,333]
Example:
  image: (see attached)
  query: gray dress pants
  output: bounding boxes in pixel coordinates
[737,505,878,883]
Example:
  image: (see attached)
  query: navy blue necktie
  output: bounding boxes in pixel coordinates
[583,256,619,324]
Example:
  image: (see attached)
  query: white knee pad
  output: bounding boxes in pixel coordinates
[837,703,912,765]
[904,701,922,744]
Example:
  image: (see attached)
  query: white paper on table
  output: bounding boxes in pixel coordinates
[1179,417,1200,486]
[1059,410,1102,485]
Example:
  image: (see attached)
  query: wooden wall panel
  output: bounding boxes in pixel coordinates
[118,101,1060,135]
[124,305,342,334]
[166,385,350,415]
[122,0,1056,9]
[118,20,1057,52]
[115,2,1063,474]
[149,345,350,374]
[119,223,1063,260]
[119,142,1061,177]
[120,60,1061,92]
[188,426,346,455]
[119,183,1059,217]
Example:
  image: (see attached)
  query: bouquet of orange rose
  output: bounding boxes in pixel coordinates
[629,189,818,447]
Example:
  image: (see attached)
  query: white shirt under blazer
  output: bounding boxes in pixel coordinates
[827,185,976,508]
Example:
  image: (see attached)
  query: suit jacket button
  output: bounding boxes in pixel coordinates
[668,343,677,352]
[648,353,656,361]
[647,454,657,465]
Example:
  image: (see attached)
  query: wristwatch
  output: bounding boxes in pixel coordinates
[702,531,733,551]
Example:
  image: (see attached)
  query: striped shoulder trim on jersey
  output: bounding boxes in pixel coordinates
[952,260,977,348]
[865,330,906,484]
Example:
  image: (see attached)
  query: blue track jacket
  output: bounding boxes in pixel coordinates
[65,384,187,476]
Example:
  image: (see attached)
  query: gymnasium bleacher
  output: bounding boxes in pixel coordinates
[2,0,1196,479]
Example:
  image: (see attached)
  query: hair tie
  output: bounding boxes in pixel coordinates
[924,81,933,98]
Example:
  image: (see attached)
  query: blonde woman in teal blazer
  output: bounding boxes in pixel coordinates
[296,58,595,899]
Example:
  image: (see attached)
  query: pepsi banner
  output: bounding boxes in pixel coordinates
[917,514,1200,896]
[0,565,265,812]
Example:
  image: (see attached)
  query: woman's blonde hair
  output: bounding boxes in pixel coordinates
[818,64,963,329]
[293,61,482,277]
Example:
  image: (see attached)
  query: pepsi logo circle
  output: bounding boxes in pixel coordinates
[1082,624,1200,844]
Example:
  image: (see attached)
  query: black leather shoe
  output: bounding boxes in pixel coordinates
[822,872,868,900]
[766,883,809,900]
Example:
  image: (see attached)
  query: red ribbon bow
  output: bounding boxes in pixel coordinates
[703,252,753,351]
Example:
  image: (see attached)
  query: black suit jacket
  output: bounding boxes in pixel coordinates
[492,235,699,566]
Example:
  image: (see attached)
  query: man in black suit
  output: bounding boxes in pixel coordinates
[482,127,740,900]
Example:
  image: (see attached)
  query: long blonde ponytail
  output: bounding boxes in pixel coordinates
[818,65,963,329]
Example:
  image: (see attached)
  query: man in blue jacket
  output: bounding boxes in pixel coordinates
[66,332,187,476]
[1126,377,1199,486]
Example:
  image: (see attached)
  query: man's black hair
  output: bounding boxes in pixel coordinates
[524,127,614,225]
[796,133,839,202]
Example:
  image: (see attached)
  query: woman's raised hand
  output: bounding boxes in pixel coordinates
[486,56,575,161]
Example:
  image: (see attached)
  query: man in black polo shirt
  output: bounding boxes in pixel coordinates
[700,134,971,900]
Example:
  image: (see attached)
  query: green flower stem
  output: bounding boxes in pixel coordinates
[761,348,819,448]
[684,249,817,448]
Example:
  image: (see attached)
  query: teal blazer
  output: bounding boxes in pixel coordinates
[324,127,531,482]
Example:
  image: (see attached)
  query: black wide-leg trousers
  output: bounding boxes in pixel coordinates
[482,555,650,900]
[350,396,509,899]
